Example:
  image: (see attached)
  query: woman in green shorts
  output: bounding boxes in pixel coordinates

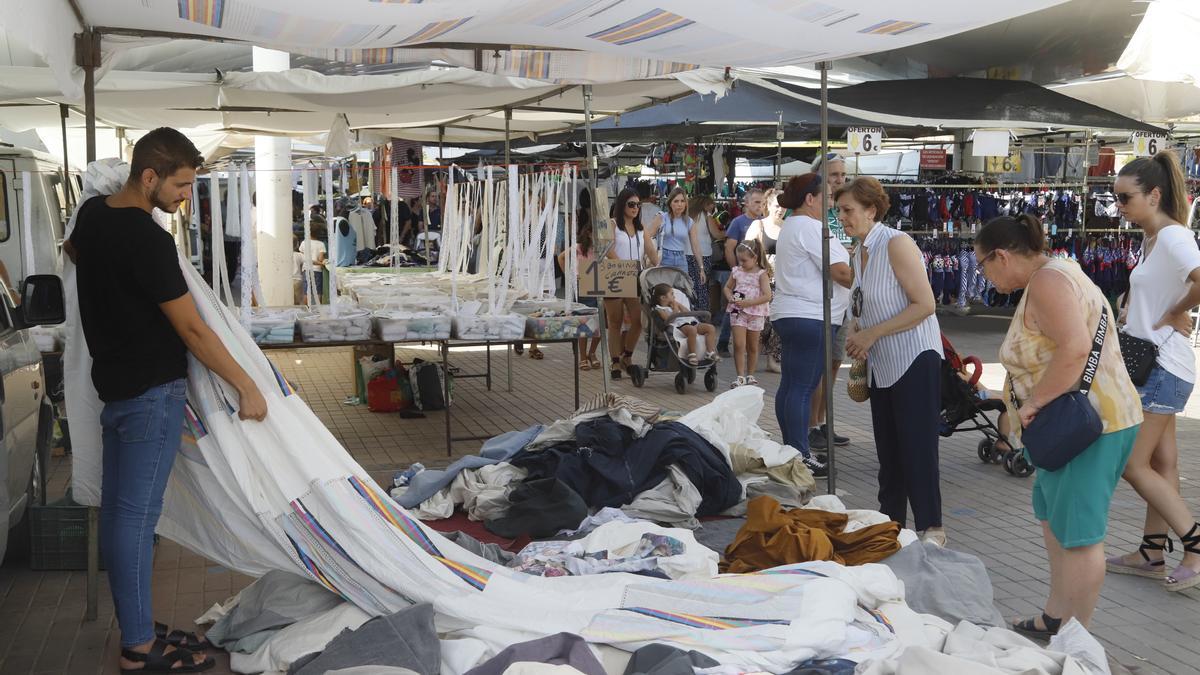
[977,213,1142,638]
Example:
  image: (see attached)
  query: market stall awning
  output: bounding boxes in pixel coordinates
[0,0,1066,100]
[761,76,1166,133]
[1051,75,1200,126]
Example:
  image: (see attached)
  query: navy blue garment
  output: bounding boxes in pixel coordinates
[509,419,741,516]
[783,658,858,675]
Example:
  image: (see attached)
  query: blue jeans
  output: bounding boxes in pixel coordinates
[660,249,688,273]
[772,318,826,456]
[714,270,731,346]
[100,379,188,647]
[302,270,325,302]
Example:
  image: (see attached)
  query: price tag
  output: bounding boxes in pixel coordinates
[579,259,639,298]
[985,151,1023,174]
[846,127,883,156]
[1131,132,1166,157]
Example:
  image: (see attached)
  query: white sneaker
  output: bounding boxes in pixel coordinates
[730,375,746,389]
[919,528,947,548]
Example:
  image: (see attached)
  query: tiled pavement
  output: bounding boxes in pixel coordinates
[1,312,1198,674]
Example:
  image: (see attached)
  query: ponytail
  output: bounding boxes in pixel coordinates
[1119,150,1189,225]
[978,213,1045,256]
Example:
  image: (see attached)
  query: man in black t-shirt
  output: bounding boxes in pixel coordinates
[68,127,267,673]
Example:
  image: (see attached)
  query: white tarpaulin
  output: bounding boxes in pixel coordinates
[1051,76,1200,126]
[1116,0,1200,86]
[1,0,1066,100]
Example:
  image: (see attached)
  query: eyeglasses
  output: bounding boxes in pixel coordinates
[852,287,863,319]
[626,201,641,208]
[1115,191,1143,205]
[978,250,999,266]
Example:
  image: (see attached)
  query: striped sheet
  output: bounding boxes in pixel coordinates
[178,0,224,27]
[588,9,695,46]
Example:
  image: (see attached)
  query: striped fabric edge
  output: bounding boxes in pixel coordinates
[621,607,790,630]
[400,18,472,45]
[574,392,661,422]
[347,476,493,589]
[858,20,930,35]
[587,9,695,46]
[178,0,224,27]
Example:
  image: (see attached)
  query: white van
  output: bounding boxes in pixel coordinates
[0,148,71,563]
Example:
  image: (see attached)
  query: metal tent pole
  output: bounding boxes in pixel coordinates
[504,108,512,166]
[819,61,836,495]
[59,104,72,208]
[76,27,100,623]
[583,84,610,397]
[775,111,783,186]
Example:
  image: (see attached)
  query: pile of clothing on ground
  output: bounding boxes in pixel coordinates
[392,388,816,535]
[195,506,1112,675]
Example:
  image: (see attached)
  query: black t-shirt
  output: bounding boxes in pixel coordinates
[70,196,189,402]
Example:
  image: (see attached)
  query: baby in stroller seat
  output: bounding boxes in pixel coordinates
[651,283,718,366]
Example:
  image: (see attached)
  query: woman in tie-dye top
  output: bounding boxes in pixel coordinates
[977,213,1140,640]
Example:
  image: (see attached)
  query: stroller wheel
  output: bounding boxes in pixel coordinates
[686,367,696,384]
[704,368,718,392]
[977,439,994,464]
[630,366,647,388]
[1011,453,1034,478]
[1003,451,1016,475]
[674,371,687,394]
[990,445,1006,464]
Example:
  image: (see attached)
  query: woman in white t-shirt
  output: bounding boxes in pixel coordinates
[770,174,852,477]
[1106,152,1200,592]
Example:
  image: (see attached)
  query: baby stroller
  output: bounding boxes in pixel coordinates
[631,266,719,394]
[939,334,1033,478]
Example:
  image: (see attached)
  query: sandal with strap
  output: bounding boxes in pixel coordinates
[529,347,545,360]
[121,638,214,673]
[579,359,592,371]
[1010,613,1062,641]
[155,622,213,652]
[1166,523,1200,592]
[1106,534,1172,579]
[610,358,622,380]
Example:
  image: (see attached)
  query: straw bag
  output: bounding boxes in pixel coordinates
[847,358,870,402]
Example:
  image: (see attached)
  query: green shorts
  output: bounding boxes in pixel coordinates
[1029,425,1138,549]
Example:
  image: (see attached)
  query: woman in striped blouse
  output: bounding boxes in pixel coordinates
[838,177,946,547]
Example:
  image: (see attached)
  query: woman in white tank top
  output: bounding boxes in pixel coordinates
[605,187,660,380]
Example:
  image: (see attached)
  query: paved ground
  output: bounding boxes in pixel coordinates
[1,311,1198,674]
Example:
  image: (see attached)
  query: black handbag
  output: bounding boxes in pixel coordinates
[1117,294,1158,386]
[1009,309,1108,472]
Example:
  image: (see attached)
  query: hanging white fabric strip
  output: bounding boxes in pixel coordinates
[225,169,242,305]
[21,171,34,276]
[390,165,400,270]
[238,164,262,328]
[210,173,235,308]
[302,167,318,306]
[324,165,339,314]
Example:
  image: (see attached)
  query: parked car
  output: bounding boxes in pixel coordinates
[1,274,65,563]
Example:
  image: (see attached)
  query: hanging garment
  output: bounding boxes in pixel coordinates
[722,497,901,573]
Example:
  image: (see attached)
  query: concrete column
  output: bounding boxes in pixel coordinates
[253,47,295,305]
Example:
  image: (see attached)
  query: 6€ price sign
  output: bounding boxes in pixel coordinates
[846,127,883,155]
[985,151,1023,174]
[1131,132,1166,157]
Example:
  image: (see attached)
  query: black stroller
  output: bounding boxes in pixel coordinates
[939,334,1033,478]
[629,266,719,394]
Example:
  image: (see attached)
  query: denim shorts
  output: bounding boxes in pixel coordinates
[1137,365,1194,415]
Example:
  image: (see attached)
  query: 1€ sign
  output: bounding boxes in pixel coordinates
[1131,132,1166,157]
[847,127,883,156]
[580,258,639,298]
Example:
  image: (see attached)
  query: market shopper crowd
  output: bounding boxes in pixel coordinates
[63,126,1200,674]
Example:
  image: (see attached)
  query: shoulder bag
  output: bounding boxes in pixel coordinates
[1117,294,1158,386]
[1009,308,1108,471]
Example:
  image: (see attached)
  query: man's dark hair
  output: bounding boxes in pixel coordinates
[129,127,203,183]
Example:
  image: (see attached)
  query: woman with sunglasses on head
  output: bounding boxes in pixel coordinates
[1105,151,1200,592]
[838,177,946,547]
[605,187,661,380]
[656,187,708,297]
[771,175,853,478]
[979,212,1140,638]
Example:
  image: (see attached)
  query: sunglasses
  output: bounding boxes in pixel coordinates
[626,201,641,208]
[852,287,863,318]
[1115,191,1143,205]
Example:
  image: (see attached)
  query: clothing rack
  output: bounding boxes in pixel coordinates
[878,182,1085,190]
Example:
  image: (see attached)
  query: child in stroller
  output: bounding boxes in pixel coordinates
[630,266,720,393]
[652,283,719,365]
[939,334,1032,477]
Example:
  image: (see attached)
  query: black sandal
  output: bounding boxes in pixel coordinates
[121,638,214,673]
[1011,612,1062,640]
[155,622,213,652]
[610,357,622,380]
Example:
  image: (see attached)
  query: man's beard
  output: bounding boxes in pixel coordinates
[150,184,182,213]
